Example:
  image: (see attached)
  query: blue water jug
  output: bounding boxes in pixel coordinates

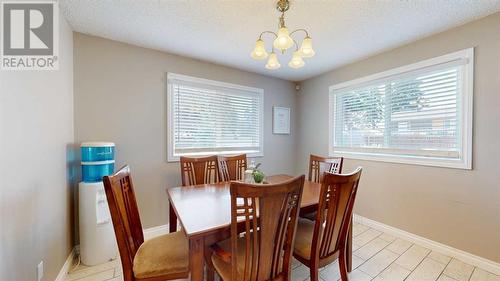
[81,142,115,183]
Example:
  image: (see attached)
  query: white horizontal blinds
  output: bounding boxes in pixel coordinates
[333,63,463,159]
[170,78,262,156]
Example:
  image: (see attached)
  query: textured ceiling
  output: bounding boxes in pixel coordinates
[59,0,500,81]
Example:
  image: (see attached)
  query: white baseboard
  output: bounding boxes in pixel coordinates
[143,224,169,240]
[354,214,500,275]
[54,246,77,281]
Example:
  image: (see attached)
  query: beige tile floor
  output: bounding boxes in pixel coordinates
[65,222,500,281]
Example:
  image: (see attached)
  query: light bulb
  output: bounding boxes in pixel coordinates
[298,36,315,58]
[273,27,294,52]
[288,51,305,69]
[265,52,281,70]
[250,39,268,60]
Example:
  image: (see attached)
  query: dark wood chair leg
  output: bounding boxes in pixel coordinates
[339,248,349,281]
[310,264,320,281]
[347,218,353,272]
[204,245,216,281]
[169,204,178,233]
[206,265,215,281]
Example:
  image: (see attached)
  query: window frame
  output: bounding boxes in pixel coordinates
[329,48,474,169]
[167,73,264,162]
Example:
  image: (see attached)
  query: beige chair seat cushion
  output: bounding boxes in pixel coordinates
[211,238,285,281]
[293,218,341,266]
[211,237,250,281]
[133,231,189,279]
[293,218,316,260]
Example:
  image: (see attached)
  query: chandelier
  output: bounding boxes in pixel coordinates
[251,0,315,70]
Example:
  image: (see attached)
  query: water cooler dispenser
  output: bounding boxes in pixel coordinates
[79,142,117,265]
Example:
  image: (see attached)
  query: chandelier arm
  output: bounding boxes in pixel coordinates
[289,28,310,38]
[258,31,279,54]
[258,31,278,40]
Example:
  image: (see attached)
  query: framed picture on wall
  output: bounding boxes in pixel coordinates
[273,106,290,134]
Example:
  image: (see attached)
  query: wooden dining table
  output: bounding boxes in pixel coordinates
[167,174,353,281]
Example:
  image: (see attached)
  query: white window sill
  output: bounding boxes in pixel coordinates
[330,150,471,170]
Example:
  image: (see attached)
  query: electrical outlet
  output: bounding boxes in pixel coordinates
[37,261,44,281]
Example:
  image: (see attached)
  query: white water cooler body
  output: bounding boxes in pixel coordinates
[79,181,117,265]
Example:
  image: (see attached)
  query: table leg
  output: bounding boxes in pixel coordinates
[347,217,353,272]
[169,204,177,233]
[190,237,205,281]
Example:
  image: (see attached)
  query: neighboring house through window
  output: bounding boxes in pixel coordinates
[329,48,473,169]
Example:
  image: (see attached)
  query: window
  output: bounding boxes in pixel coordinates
[167,73,264,161]
[329,49,473,169]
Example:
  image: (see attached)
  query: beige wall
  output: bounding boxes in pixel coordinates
[73,33,297,228]
[296,13,500,263]
[0,15,75,281]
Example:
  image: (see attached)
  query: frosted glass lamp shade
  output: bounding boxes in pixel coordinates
[265,52,281,70]
[298,36,315,57]
[251,39,268,60]
[288,51,305,69]
[273,27,294,52]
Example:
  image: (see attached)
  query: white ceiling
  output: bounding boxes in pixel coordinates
[59,0,500,81]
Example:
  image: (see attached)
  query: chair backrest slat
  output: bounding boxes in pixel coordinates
[180,155,219,186]
[230,175,305,281]
[308,155,344,183]
[218,154,247,181]
[103,165,144,281]
[311,168,362,261]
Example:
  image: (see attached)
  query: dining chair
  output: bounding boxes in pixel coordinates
[208,175,305,281]
[308,154,344,183]
[301,154,344,221]
[218,154,247,181]
[180,155,220,186]
[103,165,189,281]
[170,155,222,232]
[293,168,362,281]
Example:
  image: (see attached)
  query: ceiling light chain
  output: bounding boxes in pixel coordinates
[279,12,286,29]
[251,0,315,70]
